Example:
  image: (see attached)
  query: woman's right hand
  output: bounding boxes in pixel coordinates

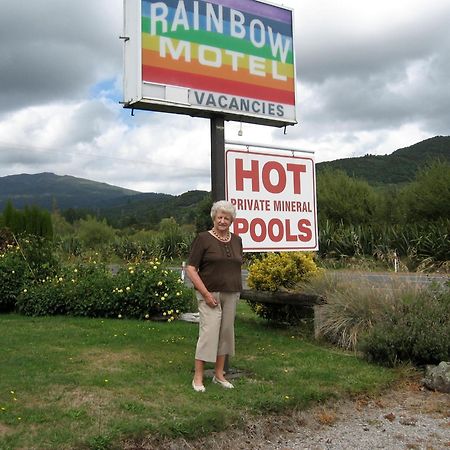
[204,292,218,308]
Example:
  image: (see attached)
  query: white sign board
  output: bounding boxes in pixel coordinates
[226,149,318,251]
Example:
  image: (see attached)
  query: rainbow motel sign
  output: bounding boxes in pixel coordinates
[226,148,318,251]
[123,0,297,127]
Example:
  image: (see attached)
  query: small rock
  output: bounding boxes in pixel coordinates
[179,312,200,323]
[423,361,450,393]
[384,412,396,422]
[399,417,417,426]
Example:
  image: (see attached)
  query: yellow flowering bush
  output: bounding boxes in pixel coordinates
[0,231,59,312]
[17,259,195,321]
[248,252,320,292]
[246,252,321,325]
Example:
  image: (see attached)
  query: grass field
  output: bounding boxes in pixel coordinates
[0,302,402,449]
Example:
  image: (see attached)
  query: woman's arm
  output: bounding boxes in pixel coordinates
[186,265,218,307]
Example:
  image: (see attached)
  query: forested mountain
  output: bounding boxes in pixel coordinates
[99,190,208,228]
[316,136,450,184]
[0,172,208,227]
[0,172,139,210]
[0,136,448,226]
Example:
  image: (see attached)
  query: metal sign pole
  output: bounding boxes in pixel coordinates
[210,115,232,374]
[211,116,225,201]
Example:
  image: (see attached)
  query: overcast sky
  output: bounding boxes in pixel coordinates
[0,0,449,194]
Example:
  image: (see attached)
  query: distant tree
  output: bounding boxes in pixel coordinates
[2,201,52,239]
[159,217,178,233]
[376,185,404,224]
[76,215,116,248]
[401,160,450,221]
[2,201,13,227]
[62,208,92,224]
[194,194,213,233]
[51,211,74,238]
[317,169,382,226]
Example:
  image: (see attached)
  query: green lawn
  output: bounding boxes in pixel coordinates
[0,303,401,449]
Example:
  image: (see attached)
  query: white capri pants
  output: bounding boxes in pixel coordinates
[195,291,240,363]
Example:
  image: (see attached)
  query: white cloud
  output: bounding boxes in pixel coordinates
[0,0,448,194]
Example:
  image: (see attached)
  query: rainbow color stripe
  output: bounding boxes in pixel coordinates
[141,0,295,107]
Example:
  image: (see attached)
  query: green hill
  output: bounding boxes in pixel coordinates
[0,136,448,227]
[317,135,450,184]
[0,172,139,211]
[100,190,208,228]
[0,172,208,228]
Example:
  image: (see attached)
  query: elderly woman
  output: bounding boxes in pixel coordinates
[186,200,243,392]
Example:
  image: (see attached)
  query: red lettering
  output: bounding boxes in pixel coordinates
[235,159,259,192]
[285,219,297,241]
[297,219,312,242]
[233,217,314,246]
[233,218,248,236]
[261,161,286,194]
[267,219,283,242]
[249,218,266,242]
[286,163,306,194]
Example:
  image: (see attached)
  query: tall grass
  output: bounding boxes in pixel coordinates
[318,219,450,271]
[308,273,449,361]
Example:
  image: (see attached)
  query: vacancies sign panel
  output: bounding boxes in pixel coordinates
[123,0,297,127]
[226,149,318,252]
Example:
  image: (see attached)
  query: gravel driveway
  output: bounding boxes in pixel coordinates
[137,381,449,450]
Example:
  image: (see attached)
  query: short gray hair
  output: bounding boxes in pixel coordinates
[210,200,236,221]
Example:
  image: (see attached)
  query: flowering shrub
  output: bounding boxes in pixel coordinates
[246,252,321,325]
[247,252,320,292]
[110,260,194,320]
[18,235,59,279]
[16,259,195,321]
[0,245,28,312]
[0,232,59,312]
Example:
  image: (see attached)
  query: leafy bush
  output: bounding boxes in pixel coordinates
[17,259,195,321]
[0,233,58,312]
[113,223,193,262]
[246,252,320,325]
[359,283,450,366]
[112,238,155,262]
[0,247,28,312]
[75,215,116,249]
[110,261,194,320]
[401,160,450,222]
[247,252,320,292]
[155,218,192,259]
[17,235,59,279]
[317,168,383,226]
